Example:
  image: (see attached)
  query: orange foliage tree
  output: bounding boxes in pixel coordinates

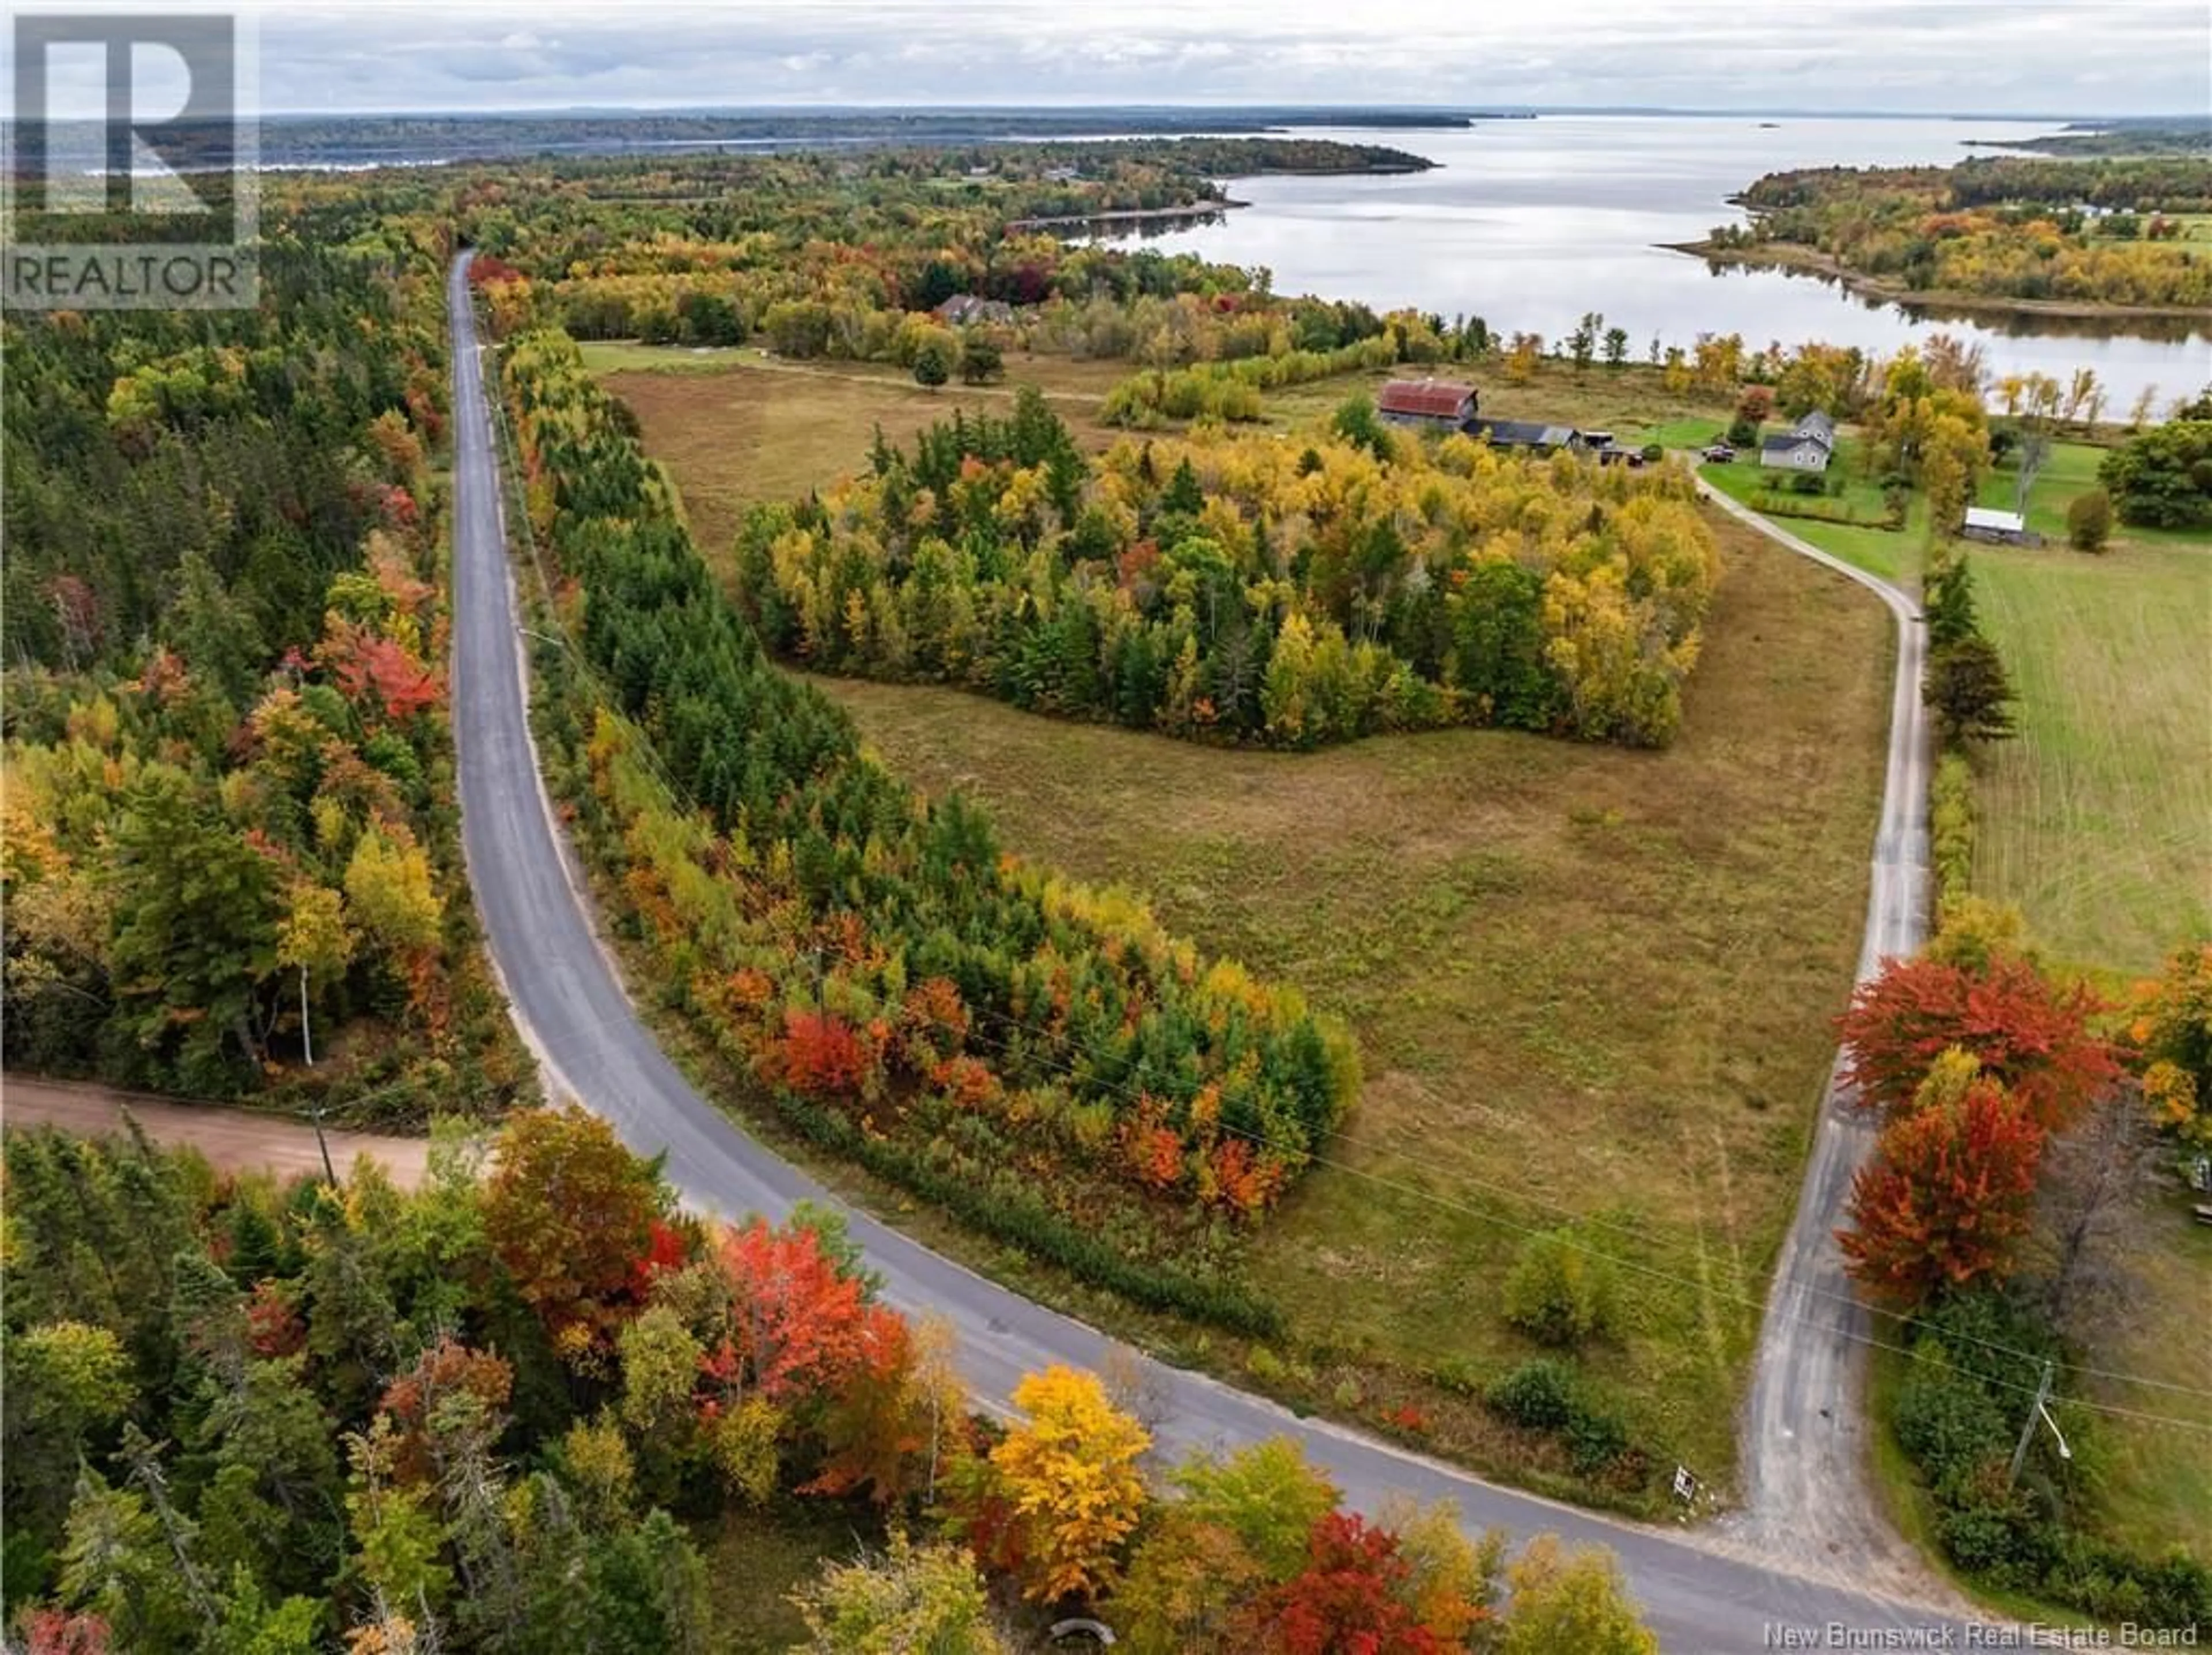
[376,1338,515,1484]
[706,1217,900,1406]
[1838,1051,2046,1305]
[484,1105,668,1365]
[1838,954,2119,1131]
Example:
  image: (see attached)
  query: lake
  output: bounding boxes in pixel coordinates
[1116,116,2210,410]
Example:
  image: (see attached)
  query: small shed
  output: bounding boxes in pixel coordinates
[1378,378,1479,428]
[1962,506,2035,545]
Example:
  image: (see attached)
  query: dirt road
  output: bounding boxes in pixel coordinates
[2,1075,432,1190]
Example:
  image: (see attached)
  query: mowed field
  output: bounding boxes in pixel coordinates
[809,515,1888,1486]
[596,346,1889,1489]
[1972,537,2212,976]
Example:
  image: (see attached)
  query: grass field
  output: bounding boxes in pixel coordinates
[1969,538,2212,975]
[2088,1184,2212,1558]
[695,1498,868,1652]
[806,513,1891,1492]
[587,342,1132,565]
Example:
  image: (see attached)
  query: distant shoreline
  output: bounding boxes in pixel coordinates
[1007,199,1249,231]
[1661,238,2212,323]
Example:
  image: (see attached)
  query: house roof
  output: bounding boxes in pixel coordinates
[1964,506,2027,533]
[1378,378,1476,419]
[1760,432,1821,453]
[1468,418,1577,448]
[934,294,1013,324]
[1795,410,1836,441]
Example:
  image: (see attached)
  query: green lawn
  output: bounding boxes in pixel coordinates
[1691,436,1925,583]
[2085,1187,2212,1558]
[1978,436,2206,551]
[1686,430,2209,972]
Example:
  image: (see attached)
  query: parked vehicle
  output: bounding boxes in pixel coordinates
[1702,443,1736,462]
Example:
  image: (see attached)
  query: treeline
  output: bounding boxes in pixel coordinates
[437,145,1484,378]
[2098,399,2212,528]
[1969,122,2211,159]
[1833,929,2212,1631]
[1,225,528,1120]
[2,1110,1664,1653]
[1101,335,1421,424]
[252,112,1444,168]
[1742,156,2212,218]
[503,333,1358,1252]
[732,391,1719,749]
[1724,159,2212,309]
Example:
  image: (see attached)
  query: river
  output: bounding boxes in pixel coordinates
[1114,116,2210,410]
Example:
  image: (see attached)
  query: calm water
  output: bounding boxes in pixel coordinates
[1123,117,2210,409]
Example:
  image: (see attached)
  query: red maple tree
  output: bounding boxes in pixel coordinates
[706,1218,889,1404]
[800,1311,922,1503]
[323,624,441,724]
[778,1007,873,1099]
[1838,1071,2046,1305]
[21,1611,109,1655]
[1241,1512,1445,1655]
[1838,955,2119,1131]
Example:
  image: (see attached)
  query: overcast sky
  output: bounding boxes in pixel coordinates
[15,0,2211,117]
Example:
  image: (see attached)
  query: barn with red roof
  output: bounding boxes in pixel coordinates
[1376,377,1479,429]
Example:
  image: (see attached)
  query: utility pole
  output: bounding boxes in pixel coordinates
[2008,1359,2059,1487]
[300,962,336,1186]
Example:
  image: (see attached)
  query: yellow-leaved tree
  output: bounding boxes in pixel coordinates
[989,1365,1150,1603]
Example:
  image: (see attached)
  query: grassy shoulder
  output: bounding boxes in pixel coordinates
[807,509,1891,1497]
[2088,1183,2212,1558]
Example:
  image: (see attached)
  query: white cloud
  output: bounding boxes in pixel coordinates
[247,0,2211,113]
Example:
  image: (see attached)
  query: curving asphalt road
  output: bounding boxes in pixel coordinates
[448,252,1969,1652]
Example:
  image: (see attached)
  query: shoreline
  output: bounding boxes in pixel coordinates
[1661,238,2212,324]
[1007,198,1249,230]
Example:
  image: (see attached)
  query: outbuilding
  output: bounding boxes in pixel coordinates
[1466,417,1581,453]
[934,294,1015,327]
[1378,378,1479,428]
[1962,505,2036,546]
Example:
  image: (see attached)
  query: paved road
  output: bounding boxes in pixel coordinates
[2,1075,431,1190]
[448,253,1975,1651]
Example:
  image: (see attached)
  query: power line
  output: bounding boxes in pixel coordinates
[931,998,2212,1427]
